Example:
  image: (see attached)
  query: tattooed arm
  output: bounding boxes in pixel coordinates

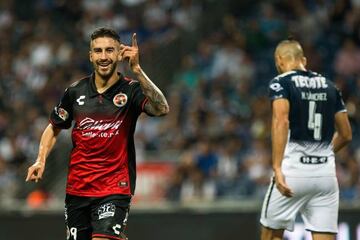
[134,67,169,116]
[120,33,169,116]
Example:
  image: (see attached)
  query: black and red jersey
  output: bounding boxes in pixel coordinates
[50,73,149,197]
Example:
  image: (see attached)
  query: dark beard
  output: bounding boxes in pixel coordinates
[94,61,117,80]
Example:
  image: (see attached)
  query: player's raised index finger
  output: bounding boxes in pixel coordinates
[132,33,138,48]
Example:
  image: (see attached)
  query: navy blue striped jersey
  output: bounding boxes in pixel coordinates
[268,70,346,177]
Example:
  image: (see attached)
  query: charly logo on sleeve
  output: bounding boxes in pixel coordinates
[113,93,128,107]
[55,107,69,121]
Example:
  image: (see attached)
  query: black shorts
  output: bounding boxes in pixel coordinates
[65,194,131,240]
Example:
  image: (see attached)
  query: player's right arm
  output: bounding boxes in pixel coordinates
[332,111,352,153]
[26,124,61,182]
[26,86,74,182]
[271,98,294,197]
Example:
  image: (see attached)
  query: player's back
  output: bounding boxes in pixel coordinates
[269,70,346,177]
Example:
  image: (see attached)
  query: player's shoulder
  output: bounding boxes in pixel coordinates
[269,71,296,91]
[66,75,92,92]
[63,75,93,97]
[272,70,297,82]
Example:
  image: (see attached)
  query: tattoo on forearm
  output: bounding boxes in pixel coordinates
[137,69,169,116]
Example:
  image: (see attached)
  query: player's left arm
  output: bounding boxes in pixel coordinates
[119,33,169,116]
[332,87,352,153]
[332,111,352,153]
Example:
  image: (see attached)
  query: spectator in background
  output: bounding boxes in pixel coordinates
[336,146,359,201]
[194,139,218,180]
[0,156,18,204]
[215,137,249,198]
[243,138,272,197]
[335,38,360,77]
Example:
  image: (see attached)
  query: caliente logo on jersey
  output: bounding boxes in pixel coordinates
[78,117,122,130]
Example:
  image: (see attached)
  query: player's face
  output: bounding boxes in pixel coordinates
[90,37,120,80]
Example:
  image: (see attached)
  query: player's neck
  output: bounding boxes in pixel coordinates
[94,72,120,93]
[286,62,306,73]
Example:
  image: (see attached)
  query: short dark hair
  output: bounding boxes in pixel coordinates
[90,27,120,42]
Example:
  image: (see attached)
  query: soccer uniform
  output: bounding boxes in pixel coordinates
[260,70,346,233]
[50,73,148,240]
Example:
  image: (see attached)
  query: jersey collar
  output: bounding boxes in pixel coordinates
[88,72,125,99]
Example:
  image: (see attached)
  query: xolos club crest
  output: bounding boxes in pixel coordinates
[55,107,69,121]
[113,93,128,107]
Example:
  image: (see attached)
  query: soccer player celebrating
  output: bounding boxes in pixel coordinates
[260,39,352,240]
[26,27,169,240]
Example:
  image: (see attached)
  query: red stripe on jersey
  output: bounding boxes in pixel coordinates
[92,233,126,240]
[141,98,149,111]
[48,119,62,129]
[49,118,56,127]
[123,77,137,85]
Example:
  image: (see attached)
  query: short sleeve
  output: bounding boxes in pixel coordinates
[335,87,346,113]
[132,82,149,114]
[268,78,289,101]
[49,88,73,129]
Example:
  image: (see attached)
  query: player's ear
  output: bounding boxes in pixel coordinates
[302,57,307,67]
[89,51,93,63]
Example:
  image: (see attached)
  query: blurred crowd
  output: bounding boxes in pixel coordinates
[0,0,360,206]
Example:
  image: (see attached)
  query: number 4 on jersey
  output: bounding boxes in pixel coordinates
[308,101,322,140]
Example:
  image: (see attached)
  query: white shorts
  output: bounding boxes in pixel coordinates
[260,176,339,233]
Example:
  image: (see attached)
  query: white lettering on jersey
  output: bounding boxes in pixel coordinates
[76,95,85,105]
[292,76,328,89]
[301,92,327,101]
[78,117,122,130]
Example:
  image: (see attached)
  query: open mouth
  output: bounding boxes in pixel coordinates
[98,62,111,69]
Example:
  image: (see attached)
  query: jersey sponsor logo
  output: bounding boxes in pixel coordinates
[113,93,128,107]
[119,181,128,187]
[112,224,121,235]
[76,95,85,105]
[270,83,283,92]
[98,202,116,220]
[78,117,122,130]
[291,76,328,89]
[55,107,69,121]
[300,156,328,164]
